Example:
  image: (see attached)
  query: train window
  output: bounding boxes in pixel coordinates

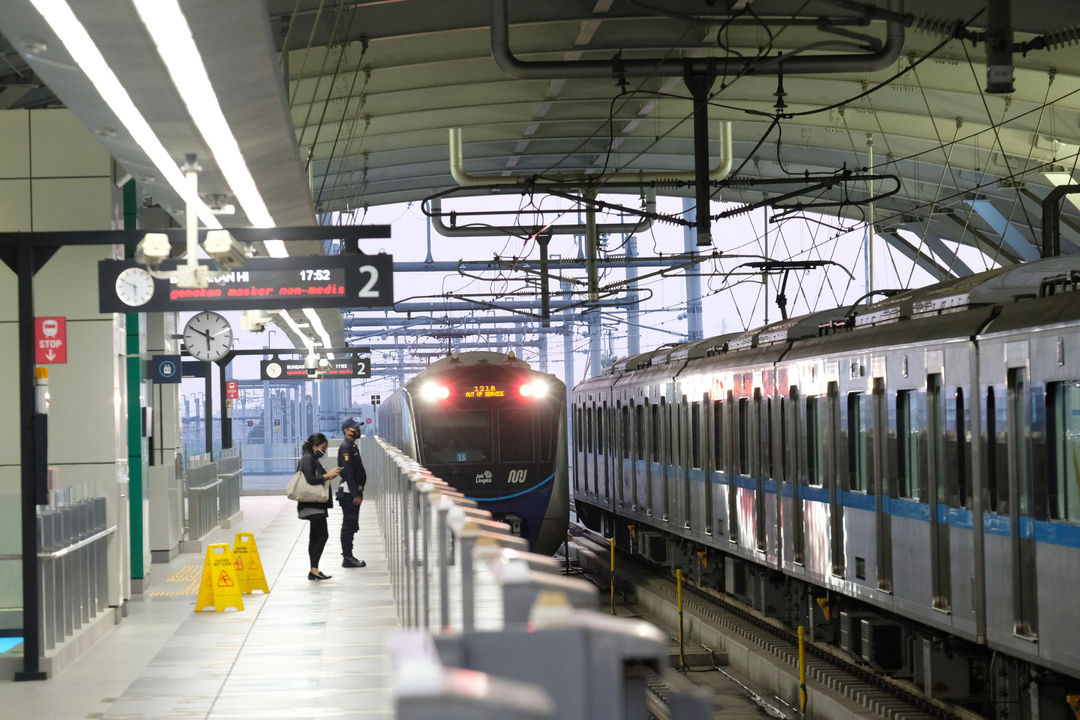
[1007,369,1030,515]
[420,409,492,464]
[691,402,702,469]
[598,403,606,455]
[651,402,661,463]
[986,387,1007,513]
[586,406,594,454]
[946,387,971,508]
[635,403,645,460]
[499,408,535,462]
[738,398,750,475]
[766,395,774,480]
[622,403,631,460]
[848,393,869,492]
[806,396,821,486]
[1048,382,1080,522]
[713,400,724,470]
[896,390,926,500]
[670,401,680,467]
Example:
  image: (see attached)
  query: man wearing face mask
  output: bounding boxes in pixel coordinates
[337,418,367,568]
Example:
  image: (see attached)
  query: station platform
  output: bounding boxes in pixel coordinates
[1,495,398,719]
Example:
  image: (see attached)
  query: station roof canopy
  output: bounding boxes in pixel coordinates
[2,0,1080,343]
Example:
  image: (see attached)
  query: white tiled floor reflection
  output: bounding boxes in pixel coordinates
[0,496,398,720]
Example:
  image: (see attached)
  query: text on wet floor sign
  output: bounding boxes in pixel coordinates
[232,532,269,595]
[195,544,244,612]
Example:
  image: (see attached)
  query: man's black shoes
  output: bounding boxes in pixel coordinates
[342,555,366,568]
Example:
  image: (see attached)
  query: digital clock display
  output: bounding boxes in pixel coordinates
[465,385,505,398]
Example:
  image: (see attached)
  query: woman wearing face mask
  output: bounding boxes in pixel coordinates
[297,433,341,580]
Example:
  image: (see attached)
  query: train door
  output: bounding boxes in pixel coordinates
[648,399,659,516]
[1006,368,1038,638]
[828,381,845,578]
[687,398,699,530]
[776,391,788,565]
[708,395,719,537]
[615,400,625,509]
[927,374,952,611]
[660,398,670,519]
[873,378,893,592]
[791,387,805,565]
[732,392,747,543]
[633,401,644,510]
[754,388,766,551]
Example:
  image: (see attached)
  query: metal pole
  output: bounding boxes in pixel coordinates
[799,625,807,714]
[219,362,232,450]
[609,537,616,615]
[682,197,703,341]
[204,365,213,456]
[15,243,46,681]
[626,234,640,356]
[865,134,874,305]
[677,568,686,669]
[684,72,715,247]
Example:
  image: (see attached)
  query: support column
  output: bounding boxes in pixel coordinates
[684,72,716,247]
[625,234,640,357]
[681,197,704,342]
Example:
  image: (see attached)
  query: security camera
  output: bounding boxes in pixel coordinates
[134,232,171,267]
[305,351,320,378]
[241,309,273,333]
[203,230,248,271]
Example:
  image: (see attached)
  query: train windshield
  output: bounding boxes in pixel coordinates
[420,409,493,463]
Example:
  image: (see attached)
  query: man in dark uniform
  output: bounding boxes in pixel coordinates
[337,418,367,568]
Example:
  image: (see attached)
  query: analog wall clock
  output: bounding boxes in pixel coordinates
[182,311,233,362]
[115,266,155,307]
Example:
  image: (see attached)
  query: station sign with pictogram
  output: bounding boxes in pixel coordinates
[34,317,66,364]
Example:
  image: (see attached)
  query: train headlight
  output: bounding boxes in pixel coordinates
[421,382,450,401]
[520,380,548,398]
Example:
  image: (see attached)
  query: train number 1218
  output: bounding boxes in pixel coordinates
[507,469,528,484]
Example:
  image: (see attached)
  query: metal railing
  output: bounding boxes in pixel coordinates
[217,448,242,520]
[0,498,115,654]
[185,458,221,542]
[362,436,702,720]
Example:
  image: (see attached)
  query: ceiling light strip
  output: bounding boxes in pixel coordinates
[303,308,334,355]
[28,0,220,228]
[277,311,315,350]
[132,0,276,230]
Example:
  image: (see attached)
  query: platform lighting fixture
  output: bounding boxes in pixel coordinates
[133,0,275,230]
[27,0,219,228]
[1045,171,1080,212]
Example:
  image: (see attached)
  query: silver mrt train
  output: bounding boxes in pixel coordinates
[572,257,1080,716]
[379,351,569,555]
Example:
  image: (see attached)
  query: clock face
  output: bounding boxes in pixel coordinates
[183,311,233,362]
[115,267,155,307]
[265,361,282,379]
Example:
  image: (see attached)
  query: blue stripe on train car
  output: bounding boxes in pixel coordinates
[840,490,875,512]
[762,478,778,494]
[734,476,757,491]
[886,498,931,521]
[799,485,830,503]
[1035,519,1080,548]
[466,473,556,502]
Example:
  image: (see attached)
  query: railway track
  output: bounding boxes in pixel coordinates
[571,526,982,720]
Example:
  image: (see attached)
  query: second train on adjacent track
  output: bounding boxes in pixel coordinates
[572,257,1080,717]
[379,351,569,555]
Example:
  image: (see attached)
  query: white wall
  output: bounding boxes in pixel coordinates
[0,109,128,619]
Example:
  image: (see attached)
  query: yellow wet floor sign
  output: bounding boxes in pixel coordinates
[195,543,244,612]
[232,532,269,595]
